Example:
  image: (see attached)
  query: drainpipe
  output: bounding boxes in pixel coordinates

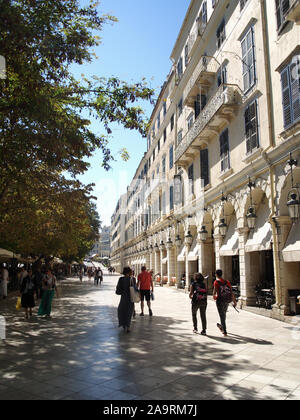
[260,0,283,312]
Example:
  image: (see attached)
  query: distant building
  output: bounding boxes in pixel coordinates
[99,226,111,259]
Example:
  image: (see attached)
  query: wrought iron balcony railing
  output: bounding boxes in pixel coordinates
[175,84,241,164]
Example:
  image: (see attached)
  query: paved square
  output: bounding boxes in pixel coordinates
[0,272,300,400]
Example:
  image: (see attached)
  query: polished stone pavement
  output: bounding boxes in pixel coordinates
[0,272,300,400]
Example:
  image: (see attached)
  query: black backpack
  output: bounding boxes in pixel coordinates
[192,282,207,303]
[217,280,233,304]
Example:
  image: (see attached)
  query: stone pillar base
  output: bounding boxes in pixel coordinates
[240,296,256,308]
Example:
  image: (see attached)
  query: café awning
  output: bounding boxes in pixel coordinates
[220,217,239,257]
[162,257,168,265]
[188,238,199,261]
[177,244,187,262]
[282,221,300,262]
[245,202,272,253]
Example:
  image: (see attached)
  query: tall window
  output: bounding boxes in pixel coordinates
[170,114,175,131]
[188,164,194,195]
[178,98,183,116]
[219,129,230,173]
[241,26,256,92]
[170,185,174,210]
[177,57,183,79]
[240,0,250,11]
[245,99,260,154]
[177,129,183,145]
[281,56,300,128]
[216,19,226,49]
[200,148,209,187]
[276,0,290,32]
[169,145,174,170]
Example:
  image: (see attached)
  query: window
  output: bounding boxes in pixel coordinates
[163,128,167,143]
[170,185,174,210]
[187,113,194,130]
[170,114,175,131]
[177,129,183,144]
[241,26,256,92]
[162,156,166,178]
[177,57,183,79]
[245,99,260,154]
[216,19,226,49]
[178,98,183,116]
[200,148,209,187]
[147,135,151,151]
[281,56,300,128]
[276,0,290,32]
[188,164,194,195]
[153,149,155,162]
[219,129,230,172]
[217,64,227,87]
[194,94,207,119]
[240,0,250,11]
[169,145,174,170]
[185,44,189,67]
[158,139,161,152]
[157,113,160,130]
[163,101,167,117]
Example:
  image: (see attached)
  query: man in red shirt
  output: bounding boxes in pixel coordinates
[213,269,237,336]
[137,266,154,316]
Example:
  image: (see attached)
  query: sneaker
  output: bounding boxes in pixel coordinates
[201,330,207,336]
[149,309,153,317]
[140,312,144,316]
[193,328,198,334]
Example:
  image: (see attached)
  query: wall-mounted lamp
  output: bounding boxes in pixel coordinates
[287,153,300,224]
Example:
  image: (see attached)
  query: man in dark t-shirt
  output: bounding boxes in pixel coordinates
[213,269,237,336]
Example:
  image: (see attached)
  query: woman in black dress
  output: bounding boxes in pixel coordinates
[20,269,36,319]
[116,267,135,333]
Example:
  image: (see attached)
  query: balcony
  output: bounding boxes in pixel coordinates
[183,56,219,106]
[286,0,300,23]
[175,84,241,165]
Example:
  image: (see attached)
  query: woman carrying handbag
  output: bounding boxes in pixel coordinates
[116,267,137,333]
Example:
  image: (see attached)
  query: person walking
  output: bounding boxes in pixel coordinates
[116,267,136,333]
[189,273,208,335]
[20,269,36,319]
[137,266,154,317]
[0,264,9,299]
[38,269,58,318]
[213,269,237,337]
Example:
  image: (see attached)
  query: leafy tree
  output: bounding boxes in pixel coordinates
[0,0,154,258]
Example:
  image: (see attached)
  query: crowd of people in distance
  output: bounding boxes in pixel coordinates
[115,266,237,337]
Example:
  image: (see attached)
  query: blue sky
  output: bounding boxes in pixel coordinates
[75,0,190,226]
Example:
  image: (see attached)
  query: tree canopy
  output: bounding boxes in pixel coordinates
[0,0,154,260]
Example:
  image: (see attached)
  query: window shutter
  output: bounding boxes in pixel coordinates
[290,60,300,123]
[200,148,209,187]
[281,67,292,128]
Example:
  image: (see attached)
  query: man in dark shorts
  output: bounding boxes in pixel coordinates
[137,266,154,316]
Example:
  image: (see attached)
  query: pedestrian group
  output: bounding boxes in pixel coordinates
[116,266,237,337]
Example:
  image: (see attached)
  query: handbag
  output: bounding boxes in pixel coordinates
[129,278,141,303]
[16,297,22,311]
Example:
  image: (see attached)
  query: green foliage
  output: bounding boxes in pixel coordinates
[0,0,154,260]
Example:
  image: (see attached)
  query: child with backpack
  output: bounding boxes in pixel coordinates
[213,269,237,337]
[189,273,208,335]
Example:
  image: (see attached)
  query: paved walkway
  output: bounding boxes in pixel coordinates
[0,272,300,400]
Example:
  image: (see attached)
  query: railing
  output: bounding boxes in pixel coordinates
[175,84,240,163]
[183,56,220,103]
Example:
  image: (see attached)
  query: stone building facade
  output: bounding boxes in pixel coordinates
[111,0,300,320]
